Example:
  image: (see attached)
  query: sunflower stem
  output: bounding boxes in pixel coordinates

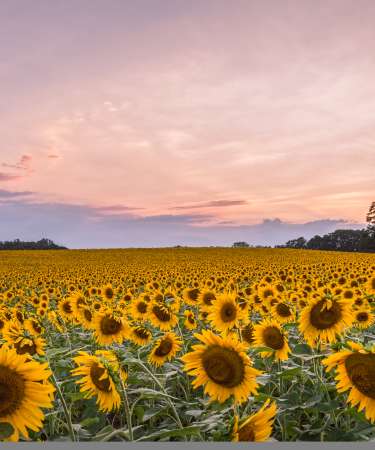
[120,376,133,441]
[50,370,76,442]
[136,360,185,436]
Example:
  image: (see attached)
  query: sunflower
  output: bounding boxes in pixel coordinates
[71,351,121,413]
[101,284,116,302]
[183,287,200,306]
[272,301,295,324]
[184,310,197,330]
[323,341,375,422]
[181,330,261,404]
[299,297,354,347]
[70,291,87,316]
[353,309,374,329]
[129,297,150,321]
[148,332,182,367]
[148,302,178,331]
[253,319,290,361]
[129,325,152,346]
[24,318,44,336]
[93,311,129,345]
[3,321,46,357]
[58,298,75,322]
[198,289,217,312]
[208,293,246,333]
[241,323,255,347]
[232,399,277,441]
[365,275,375,295]
[0,346,55,441]
[78,306,95,330]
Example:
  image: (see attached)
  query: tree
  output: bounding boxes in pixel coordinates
[0,238,67,250]
[284,237,306,249]
[366,201,375,226]
[232,241,250,248]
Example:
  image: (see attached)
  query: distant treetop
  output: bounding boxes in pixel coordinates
[0,238,67,250]
[232,241,250,248]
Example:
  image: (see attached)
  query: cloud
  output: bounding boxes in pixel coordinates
[93,204,145,213]
[0,189,34,199]
[2,154,32,170]
[0,198,365,249]
[0,172,22,181]
[173,200,248,210]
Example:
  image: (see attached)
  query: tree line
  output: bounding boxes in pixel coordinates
[279,202,375,253]
[0,238,67,250]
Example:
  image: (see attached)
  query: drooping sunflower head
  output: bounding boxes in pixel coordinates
[232,399,277,442]
[241,323,255,347]
[299,297,353,347]
[198,289,217,312]
[253,319,290,361]
[184,310,197,330]
[323,341,375,422]
[71,351,121,413]
[24,317,44,336]
[129,325,153,346]
[148,332,182,367]
[183,287,200,306]
[148,301,178,331]
[181,330,262,404]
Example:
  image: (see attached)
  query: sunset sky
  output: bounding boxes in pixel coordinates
[0,0,374,247]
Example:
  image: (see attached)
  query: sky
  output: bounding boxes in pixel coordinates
[0,0,374,248]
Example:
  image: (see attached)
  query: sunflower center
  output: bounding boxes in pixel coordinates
[203,293,216,306]
[202,345,245,388]
[137,301,148,313]
[357,312,369,322]
[63,301,73,314]
[32,321,42,333]
[242,324,254,344]
[89,363,111,392]
[134,327,150,339]
[154,339,173,357]
[83,309,93,322]
[100,316,122,335]
[263,326,284,350]
[0,365,25,417]
[188,315,195,324]
[76,297,86,308]
[187,289,200,301]
[14,340,37,356]
[310,300,342,330]
[105,288,114,299]
[152,305,171,322]
[220,302,237,323]
[345,353,375,399]
[238,424,255,441]
[276,303,291,317]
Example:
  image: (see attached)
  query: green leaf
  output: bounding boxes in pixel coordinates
[0,422,14,440]
[279,367,302,379]
[136,426,201,441]
[80,417,100,428]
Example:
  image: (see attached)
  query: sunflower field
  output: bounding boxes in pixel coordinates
[0,247,374,442]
